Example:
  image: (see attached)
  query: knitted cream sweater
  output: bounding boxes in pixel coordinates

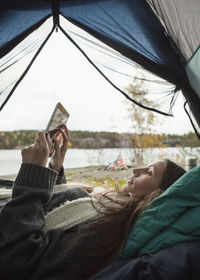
[44,196,101,232]
[44,190,130,232]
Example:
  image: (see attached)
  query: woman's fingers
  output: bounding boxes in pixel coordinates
[51,130,60,142]
[60,129,69,154]
[46,132,53,152]
[54,139,60,153]
[21,132,49,166]
[48,126,69,173]
[35,133,40,146]
[37,131,48,147]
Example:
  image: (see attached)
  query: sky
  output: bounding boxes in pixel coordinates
[0,18,194,135]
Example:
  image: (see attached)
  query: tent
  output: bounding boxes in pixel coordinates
[1,0,200,137]
[1,1,200,279]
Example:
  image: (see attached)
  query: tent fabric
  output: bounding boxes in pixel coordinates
[146,0,200,135]
[0,0,187,112]
[59,0,187,88]
[147,0,200,61]
[58,16,177,116]
[0,17,54,110]
[0,0,200,135]
[186,45,200,98]
[0,1,52,58]
[0,179,13,187]
[59,0,200,131]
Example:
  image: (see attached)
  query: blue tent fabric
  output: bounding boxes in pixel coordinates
[59,0,200,133]
[0,1,52,58]
[1,0,200,135]
[0,0,200,128]
[1,0,185,83]
[60,0,187,88]
[0,179,13,187]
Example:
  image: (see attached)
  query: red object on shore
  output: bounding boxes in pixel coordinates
[106,156,128,171]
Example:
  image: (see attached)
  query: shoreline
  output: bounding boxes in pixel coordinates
[0,165,133,182]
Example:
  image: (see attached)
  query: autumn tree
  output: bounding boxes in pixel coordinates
[125,75,165,164]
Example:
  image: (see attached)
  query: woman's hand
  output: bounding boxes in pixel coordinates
[21,131,52,167]
[49,128,69,173]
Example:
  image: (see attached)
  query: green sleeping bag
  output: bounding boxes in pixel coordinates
[121,165,200,259]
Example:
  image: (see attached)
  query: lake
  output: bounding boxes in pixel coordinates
[0,147,199,176]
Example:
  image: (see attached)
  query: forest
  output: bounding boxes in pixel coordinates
[0,130,199,149]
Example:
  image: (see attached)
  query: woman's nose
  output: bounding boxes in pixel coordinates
[133,168,140,176]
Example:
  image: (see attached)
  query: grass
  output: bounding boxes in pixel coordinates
[66,171,73,177]
[82,176,126,189]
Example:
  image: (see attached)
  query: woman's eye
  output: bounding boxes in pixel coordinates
[147,170,152,175]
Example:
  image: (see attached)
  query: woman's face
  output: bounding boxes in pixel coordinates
[122,160,166,198]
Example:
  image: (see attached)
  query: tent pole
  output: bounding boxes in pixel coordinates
[51,0,60,30]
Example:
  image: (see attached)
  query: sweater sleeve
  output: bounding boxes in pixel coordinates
[55,166,67,184]
[0,163,58,279]
[48,163,67,185]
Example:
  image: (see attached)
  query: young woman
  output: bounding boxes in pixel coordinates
[0,130,186,280]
